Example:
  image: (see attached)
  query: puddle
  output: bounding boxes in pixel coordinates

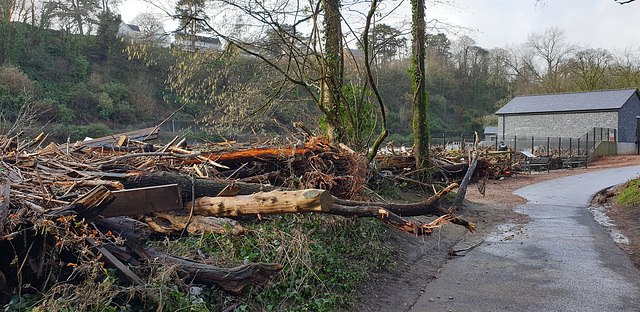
[588,205,629,244]
[485,223,526,243]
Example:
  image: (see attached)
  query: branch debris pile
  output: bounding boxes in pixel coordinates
[0,127,481,302]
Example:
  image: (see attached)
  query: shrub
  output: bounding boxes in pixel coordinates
[0,64,33,95]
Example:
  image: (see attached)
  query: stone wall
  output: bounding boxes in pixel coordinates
[497,111,618,140]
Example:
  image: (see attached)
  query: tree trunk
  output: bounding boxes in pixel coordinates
[323,0,344,143]
[146,249,283,294]
[120,172,279,202]
[450,150,479,210]
[188,189,332,217]
[411,0,429,169]
[186,187,475,235]
[144,211,245,235]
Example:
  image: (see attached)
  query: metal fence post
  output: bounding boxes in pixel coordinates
[586,133,589,153]
[514,136,517,151]
[558,137,562,157]
[569,138,572,157]
[547,137,550,157]
[577,138,581,155]
[531,136,534,154]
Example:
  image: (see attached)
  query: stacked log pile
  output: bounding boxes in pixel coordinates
[0,129,481,301]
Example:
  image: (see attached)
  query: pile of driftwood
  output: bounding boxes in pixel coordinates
[375,142,515,186]
[0,127,477,301]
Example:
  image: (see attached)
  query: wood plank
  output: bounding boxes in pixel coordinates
[99,184,183,218]
[86,238,142,285]
[80,127,158,148]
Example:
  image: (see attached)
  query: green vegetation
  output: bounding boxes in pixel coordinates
[615,178,640,207]
[6,215,392,312]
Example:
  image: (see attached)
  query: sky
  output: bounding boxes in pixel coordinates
[427,0,640,51]
[119,0,640,51]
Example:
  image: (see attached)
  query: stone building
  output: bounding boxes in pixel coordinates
[495,89,640,143]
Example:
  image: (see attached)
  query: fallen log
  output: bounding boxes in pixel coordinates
[187,188,474,234]
[120,172,279,202]
[189,189,331,217]
[331,183,458,217]
[450,150,479,211]
[144,211,245,235]
[146,249,283,294]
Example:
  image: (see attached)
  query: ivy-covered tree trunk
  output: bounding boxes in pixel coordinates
[322,0,344,143]
[411,0,429,169]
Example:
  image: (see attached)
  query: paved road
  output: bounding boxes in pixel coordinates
[412,166,640,312]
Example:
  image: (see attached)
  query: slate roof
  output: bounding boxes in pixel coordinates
[484,126,498,134]
[495,89,639,115]
[126,24,141,32]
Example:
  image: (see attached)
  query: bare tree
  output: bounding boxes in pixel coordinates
[52,0,102,35]
[134,0,397,156]
[568,48,613,91]
[611,48,640,88]
[131,12,167,43]
[0,0,38,23]
[526,27,575,92]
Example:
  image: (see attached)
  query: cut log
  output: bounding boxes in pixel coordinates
[144,211,245,235]
[189,189,332,217]
[120,172,279,202]
[146,249,283,294]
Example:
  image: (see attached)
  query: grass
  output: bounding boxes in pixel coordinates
[615,178,640,207]
[9,214,394,312]
[161,214,394,311]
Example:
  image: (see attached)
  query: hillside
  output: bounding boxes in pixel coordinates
[0,20,511,144]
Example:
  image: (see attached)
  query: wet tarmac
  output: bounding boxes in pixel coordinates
[412,166,640,312]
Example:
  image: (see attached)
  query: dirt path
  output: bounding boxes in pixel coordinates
[345,155,640,312]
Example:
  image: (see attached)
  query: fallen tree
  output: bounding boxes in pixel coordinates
[182,185,474,235]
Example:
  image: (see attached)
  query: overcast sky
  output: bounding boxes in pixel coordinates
[429,0,640,51]
[120,0,640,51]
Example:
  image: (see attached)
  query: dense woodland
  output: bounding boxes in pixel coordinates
[1,2,640,146]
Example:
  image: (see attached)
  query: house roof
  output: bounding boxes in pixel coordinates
[126,24,141,32]
[484,126,498,134]
[176,34,221,44]
[495,89,639,115]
